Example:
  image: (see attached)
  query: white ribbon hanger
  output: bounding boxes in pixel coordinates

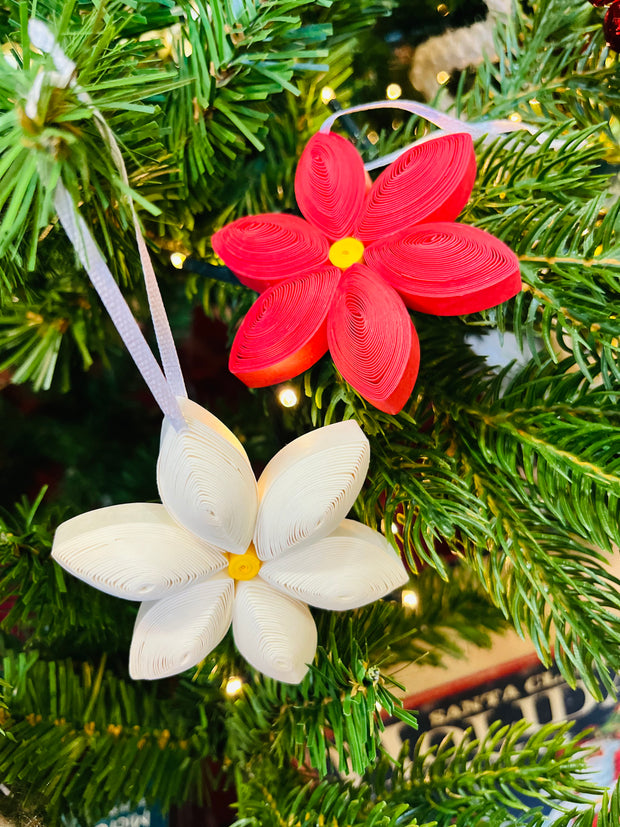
[27,19,187,430]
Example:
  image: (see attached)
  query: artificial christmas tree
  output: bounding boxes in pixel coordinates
[1,0,620,824]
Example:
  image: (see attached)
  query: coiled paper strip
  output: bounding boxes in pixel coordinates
[255,420,370,560]
[158,397,258,554]
[295,131,368,240]
[52,503,227,600]
[365,222,521,315]
[232,580,317,685]
[327,265,420,414]
[229,267,340,387]
[355,133,477,242]
[129,574,235,680]
[212,214,329,292]
[260,520,408,611]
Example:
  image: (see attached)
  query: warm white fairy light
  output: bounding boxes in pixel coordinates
[277,386,299,408]
[401,589,419,609]
[225,676,244,696]
[170,252,186,269]
[386,83,402,101]
[436,71,450,85]
[321,86,336,105]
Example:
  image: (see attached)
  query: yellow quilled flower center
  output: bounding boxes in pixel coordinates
[328,237,364,269]
[227,543,262,581]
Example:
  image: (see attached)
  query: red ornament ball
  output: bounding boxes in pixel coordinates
[604,1,620,51]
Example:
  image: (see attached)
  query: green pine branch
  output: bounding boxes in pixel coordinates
[554,777,620,827]
[222,576,505,777]
[233,771,430,827]
[302,328,620,699]
[0,0,182,290]
[0,489,135,654]
[382,720,602,825]
[457,0,620,135]
[0,649,226,822]
[232,719,605,827]
[460,129,620,387]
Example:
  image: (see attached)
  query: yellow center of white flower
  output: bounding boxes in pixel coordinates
[328,237,364,269]
[227,543,262,581]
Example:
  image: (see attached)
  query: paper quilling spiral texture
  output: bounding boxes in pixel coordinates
[52,398,408,684]
[213,131,521,414]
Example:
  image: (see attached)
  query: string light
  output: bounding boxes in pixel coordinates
[436,3,449,15]
[277,386,299,408]
[367,131,379,145]
[436,71,450,85]
[386,83,402,101]
[401,589,419,609]
[225,676,244,696]
[170,252,186,269]
[509,112,522,123]
[321,86,336,105]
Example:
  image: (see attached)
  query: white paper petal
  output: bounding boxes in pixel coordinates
[254,420,370,561]
[52,503,228,601]
[158,397,258,554]
[232,580,317,684]
[260,519,408,610]
[129,573,234,680]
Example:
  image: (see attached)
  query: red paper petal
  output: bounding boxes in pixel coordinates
[365,222,521,315]
[295,133,367,241]
[355,133,477,244]
[212,214,329,292]
[327,264,420,414]
[230,267,341,387]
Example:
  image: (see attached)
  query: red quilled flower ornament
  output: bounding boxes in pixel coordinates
[213,129,521,414]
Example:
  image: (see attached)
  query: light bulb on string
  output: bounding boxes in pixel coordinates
[386,83,402,101]
[225,676,244,696]
[277,385,299,408]
[321,86,336,105]
[401,589,419,610]
[170,252,186,269]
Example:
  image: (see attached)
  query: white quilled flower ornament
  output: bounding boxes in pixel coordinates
[52,399,408,684]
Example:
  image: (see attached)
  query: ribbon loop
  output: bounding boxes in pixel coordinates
[54,183,186,430]
[320,100,544,171]
[27,18,187,426]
